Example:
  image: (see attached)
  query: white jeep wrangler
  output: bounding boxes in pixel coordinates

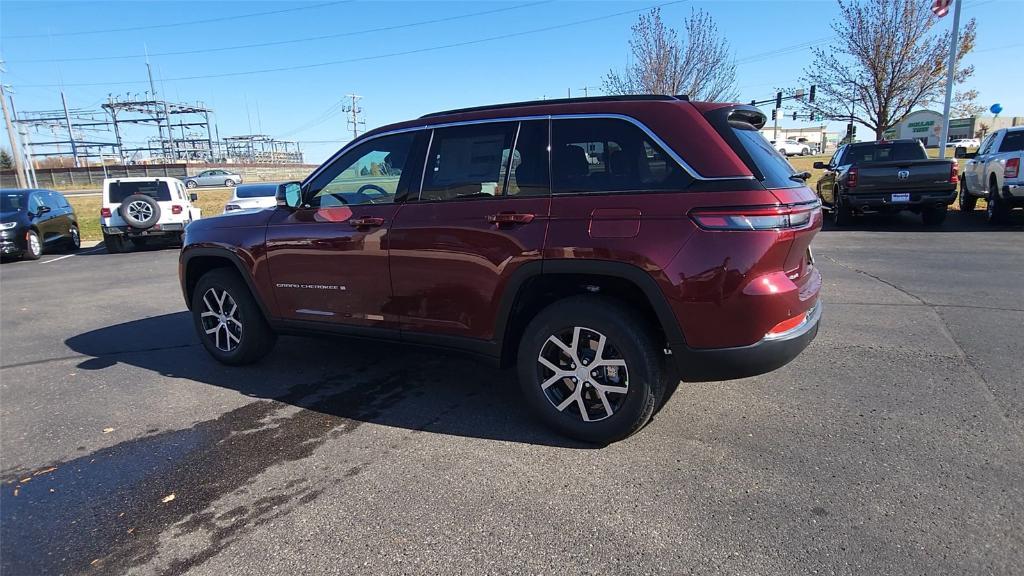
[100,177,201,253]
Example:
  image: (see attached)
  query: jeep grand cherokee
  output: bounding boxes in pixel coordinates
[180,95,823,443]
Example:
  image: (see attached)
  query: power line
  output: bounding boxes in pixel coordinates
[10,1,555,63]
[22,0,691,89]
[5,1,351,39]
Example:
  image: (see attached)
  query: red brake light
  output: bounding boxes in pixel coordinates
[690,201,821,231]
[1006,158,1020,179]
[847,167,858,188]
[950,161,959,184]
[100,207,111,218]
[171,205,183,215]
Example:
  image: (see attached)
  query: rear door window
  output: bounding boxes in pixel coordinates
[999,131,1024,153]
[421,122,517,201]
[551,118,691,194]
[108,181,173,203]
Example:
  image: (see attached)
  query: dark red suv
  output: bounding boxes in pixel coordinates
[180,95,822,443]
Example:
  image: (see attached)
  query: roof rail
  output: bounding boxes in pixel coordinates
[420,94,689,119]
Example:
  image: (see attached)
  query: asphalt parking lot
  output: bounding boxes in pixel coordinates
[1,211,1022,575]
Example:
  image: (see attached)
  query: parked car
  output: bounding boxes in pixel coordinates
[184,169,243,189]
[814,139,959,226]
[773,139,811,156]
[223,183,279,213]
[957,126,1024,223]
[180,95,823,443]
[949,138,980,149]
[0,188,80,260]
[101,177,201,253]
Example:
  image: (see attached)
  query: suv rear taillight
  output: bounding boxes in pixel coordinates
[1006,158,1020,179]
[950,161,959,184]
[846,167,858,188]
[171,205,183,215]
[690,201,821,231]
[100,207,111,218]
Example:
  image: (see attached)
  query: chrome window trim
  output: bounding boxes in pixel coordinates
[302,113,755,187]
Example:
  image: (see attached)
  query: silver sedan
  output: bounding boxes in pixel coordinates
[184,169,243,188]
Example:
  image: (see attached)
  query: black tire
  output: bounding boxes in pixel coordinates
[103,233,128,254]
[117,194,161,230]
[922,205,948,226]
[832,190,852,226]
[23,230,42,260]
[516,295,667,444]
[224,179,236,187]
[959,180,977,212]
[64,224,81,252]
[987,179,1009,224]
[186,180,198,189]
[192,268,276,365]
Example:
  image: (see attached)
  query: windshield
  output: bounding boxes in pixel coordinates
[1,191,27,211]
[730,125,801,189]
[107,181,172,203]
[235,184,277,198]
[841,142,926,164]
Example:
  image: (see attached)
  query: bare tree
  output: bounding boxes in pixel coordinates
[604,8,737,101]
[952,89,984,118]
[800,0,976,139]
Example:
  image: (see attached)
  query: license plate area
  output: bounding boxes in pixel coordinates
[891,193,910,203]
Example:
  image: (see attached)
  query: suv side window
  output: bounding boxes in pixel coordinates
[421,122,517,201]
[551,118,691,194]
[507,120,550,197]
[998,130,1023,153]
[28,193,44,212]
[306,131,417,207]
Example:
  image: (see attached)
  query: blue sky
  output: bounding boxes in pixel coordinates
[1,0,1020,163]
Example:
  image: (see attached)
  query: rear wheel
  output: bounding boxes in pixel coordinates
[23,230,42,260]
[959,181,977,212]
[224,179,236,187]
[65,225,81,252]
[192,268,276,365]
[517,296,666,444]
[103,233,128,254]
[987,179,1009,224]
[832,190,852,226]
[186,180,198,189]
[922,205,948,226]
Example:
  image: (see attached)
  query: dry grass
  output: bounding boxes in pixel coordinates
[68,188,233,241]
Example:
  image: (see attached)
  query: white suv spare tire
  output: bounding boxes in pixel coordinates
[118,194,161,230]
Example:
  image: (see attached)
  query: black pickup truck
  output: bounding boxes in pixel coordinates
[814,139,959,226]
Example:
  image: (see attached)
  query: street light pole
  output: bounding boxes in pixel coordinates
[938,0,962,159]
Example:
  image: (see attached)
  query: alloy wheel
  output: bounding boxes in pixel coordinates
[28,233,41,256]
[200,287,242,352]
[71,226,80,248]
[536,326,629,422]
[127,200,154,221]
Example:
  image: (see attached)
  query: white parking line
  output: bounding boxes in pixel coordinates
[41,245,105,263]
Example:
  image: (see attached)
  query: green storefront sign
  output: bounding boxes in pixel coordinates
[908,120,935,133]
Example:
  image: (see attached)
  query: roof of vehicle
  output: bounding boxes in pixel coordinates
[847,139,922,147]
[355,95,756,179]
[102,177,183,183]
[0,188,58,195]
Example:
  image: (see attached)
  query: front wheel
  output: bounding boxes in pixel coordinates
[959,181,977,212]
[224,179,236,187]
[23,230,42,260]
[192,268,276,365]
[516,296,667,444]
[186,180,198,189]
[65,225,81,252]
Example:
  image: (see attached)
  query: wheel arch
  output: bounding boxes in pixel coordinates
[496,260,683,368]
[181,247,272,321]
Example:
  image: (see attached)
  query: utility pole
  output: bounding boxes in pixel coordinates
[60,90,80,167]
[937,0,961,159]
[343,94,364,140]
[18,125,37,188]
[1,83,27,188]
[145,46,175,162]
[579,86,599,98]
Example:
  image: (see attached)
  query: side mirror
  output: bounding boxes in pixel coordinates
[954,146,976,159]
[189,193,198,202]
[813,161,827,170]
[276,181,303,209]
[35,205,51,216]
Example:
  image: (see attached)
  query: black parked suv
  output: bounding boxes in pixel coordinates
[1,189,81,260]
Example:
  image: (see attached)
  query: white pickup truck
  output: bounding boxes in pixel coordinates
[100,177,201,252]
[958,126,1024,223]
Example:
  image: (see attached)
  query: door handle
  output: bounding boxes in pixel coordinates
[486,212,535,225]
[350,216,385,228]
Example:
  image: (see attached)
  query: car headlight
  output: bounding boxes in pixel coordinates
[0,222,17,230]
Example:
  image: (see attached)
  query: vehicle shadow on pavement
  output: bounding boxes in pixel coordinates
[820,208,1024,232]
[64,312,594,449]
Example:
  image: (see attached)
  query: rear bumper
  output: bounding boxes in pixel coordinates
[672,300,822,382]
[846,189,956,211]
[103,223,185,236]
[1002,183,1024,203]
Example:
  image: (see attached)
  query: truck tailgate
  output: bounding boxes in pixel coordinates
[853,160,954,193]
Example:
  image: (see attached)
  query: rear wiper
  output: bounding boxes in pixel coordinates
[789,171,811,182]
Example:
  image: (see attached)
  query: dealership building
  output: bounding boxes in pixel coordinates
[883,110,1024,146]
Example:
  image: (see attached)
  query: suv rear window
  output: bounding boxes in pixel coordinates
[729,124,801,189]
[108,181,172,203]
[840,142,926,163]
[999,131,1024,153]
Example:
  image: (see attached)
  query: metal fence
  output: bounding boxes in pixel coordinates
[0,163,318,189]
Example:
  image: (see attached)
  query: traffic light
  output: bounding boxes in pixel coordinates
[809,112,816,121]
[809,85,816,103]
[846,123,853,139]
[775,91,783,109]
[750,100,756,106]
[792,111,798,121]
[771,109,777,121]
